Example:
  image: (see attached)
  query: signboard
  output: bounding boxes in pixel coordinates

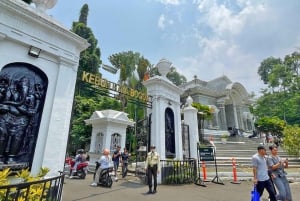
[198,147,215,161]
[81,71,149,102]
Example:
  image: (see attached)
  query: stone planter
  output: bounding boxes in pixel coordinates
[32,0,57,11]
[221,138,227,144]
[156,58,172,77]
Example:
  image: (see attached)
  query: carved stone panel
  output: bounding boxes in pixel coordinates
[0,63,48,170]
[165,108,175,158]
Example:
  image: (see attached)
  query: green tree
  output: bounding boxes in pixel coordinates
[167,67,187,86]
[255,116,286,138]
[68,4,106,152]
[72,4,102,97]
[258,57,281,86]
[284,52,300,93]
[150,66,187,86]
[192,102,213,143]
[69,96,121,153]
[108,51,150,85]
[282,125,300,156]
[108,51,152,152]
[255,51,300,125]
[258,52,300,93]
[108,51,150,110]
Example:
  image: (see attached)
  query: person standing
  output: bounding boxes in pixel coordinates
[121,148,130,178]
[112,145,121,181]
[145,144,160,194]
[90,148,112,186]
[261,133,267,145]
[267,145,292,201]
[252,145,277,201]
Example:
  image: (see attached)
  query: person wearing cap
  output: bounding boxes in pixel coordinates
[145,144,160,194]
[112,145,121,181]
[90,148,112,187]
[252,145,277,201]
[267,144,292,201]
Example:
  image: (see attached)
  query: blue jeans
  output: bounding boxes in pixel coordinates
[256,179,277,201]
[113,161,119,175]
[273,175,292,201]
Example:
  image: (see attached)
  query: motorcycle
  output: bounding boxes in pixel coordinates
[65,157,89,179]
[93,161,113,187]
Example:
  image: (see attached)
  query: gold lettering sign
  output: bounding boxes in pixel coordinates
[81,71,149,102]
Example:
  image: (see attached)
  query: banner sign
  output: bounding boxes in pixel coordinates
[198,147,215,161]
[81,71,149,102]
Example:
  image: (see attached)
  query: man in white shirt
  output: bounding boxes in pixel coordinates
[90,148,112,187]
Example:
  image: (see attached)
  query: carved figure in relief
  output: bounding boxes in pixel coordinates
[0,74,43,164]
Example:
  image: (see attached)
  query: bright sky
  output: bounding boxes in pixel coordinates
[48,0,300,96]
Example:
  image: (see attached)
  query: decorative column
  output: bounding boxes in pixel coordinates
[0,0,89,176]
[214,107,220,129]
[233,104,239,129]
[183,96,198,159]
[236,105,243,130]
[217,100,227,130]
[143,59,184,184]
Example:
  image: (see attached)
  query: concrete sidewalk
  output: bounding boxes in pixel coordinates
[62,173,300,201]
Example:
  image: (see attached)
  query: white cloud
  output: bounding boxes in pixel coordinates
[157,0,184,5]
[158,14,166,29]
[158,14,174,30]
[170,0,300,96]
[50,0,300,96]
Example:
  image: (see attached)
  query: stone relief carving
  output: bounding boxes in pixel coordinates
[0,63,47,170]
[165,108,175,158]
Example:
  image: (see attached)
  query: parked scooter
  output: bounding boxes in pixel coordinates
[93,161,113,187]
[65,156,89,179]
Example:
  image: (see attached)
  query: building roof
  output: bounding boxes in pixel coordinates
[85,110,135,126]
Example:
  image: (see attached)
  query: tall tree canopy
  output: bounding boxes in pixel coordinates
[108,51,151,111]
[150,66,187,86]
[72,3,102,94]
[167,67,187,86]
[257,52,300,93]
[254,51,300,156]
[108,51,152,152]
[68,4,122,153]
[254,51,300,126]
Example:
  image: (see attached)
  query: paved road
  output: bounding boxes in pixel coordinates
[62,174,300,201]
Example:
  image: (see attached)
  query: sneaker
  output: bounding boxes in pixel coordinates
[69,176,74,179]
[90,182,97,187]
[152,189,157,194]
[115,177,118,182]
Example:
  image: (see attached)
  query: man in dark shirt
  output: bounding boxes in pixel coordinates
[121,148,130,178]
[112,145,121,181]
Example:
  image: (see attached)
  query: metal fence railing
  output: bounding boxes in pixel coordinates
[160,159,197,184]
[0,173,65,201]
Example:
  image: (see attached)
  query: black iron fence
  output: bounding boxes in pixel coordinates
[160,159,197,184]
[0,173,65,201]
